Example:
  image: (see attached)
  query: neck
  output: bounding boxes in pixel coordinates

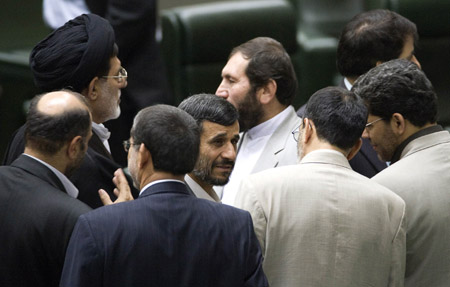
[400,122,436,143]
[188,173,215,194]
[139,171,184,190]
[258,102,287,125]
[24,147,67,174]
[303,140,348,158]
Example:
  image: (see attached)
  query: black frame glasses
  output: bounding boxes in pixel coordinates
[122,140,139,153]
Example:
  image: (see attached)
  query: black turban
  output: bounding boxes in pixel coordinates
[30,14,115,93]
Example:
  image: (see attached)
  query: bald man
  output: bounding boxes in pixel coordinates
[0,91,119,287]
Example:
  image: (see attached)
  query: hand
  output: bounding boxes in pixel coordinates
[99,168,134,205]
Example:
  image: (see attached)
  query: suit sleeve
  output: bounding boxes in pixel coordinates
[388,203,407,287]
[235,178,267,257]
[243,213,269,287]
[60,215,103,287]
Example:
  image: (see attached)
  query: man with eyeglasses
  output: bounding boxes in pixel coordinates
[235,86,406,287]
[353,59,450,287]
[2,14,138,208]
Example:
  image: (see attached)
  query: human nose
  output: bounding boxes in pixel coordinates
[222,142,237,161]
[216,81,228,99]
[362,128,370,139]
[411,55,422,70]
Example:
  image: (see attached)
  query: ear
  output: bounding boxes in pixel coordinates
[347,138,362,161]
[137,143,152,169]
[85,77,100,101]
[302,118,314,145]
[390,113,406,135]
[67,136,83,159]
[258,79,277,105]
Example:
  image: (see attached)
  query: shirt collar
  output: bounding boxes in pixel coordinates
[344,77,353,91]
[91,122,111,142]
[391,125,443,164]
[247,106,292,140]
[184,174,221,202]
[23,154,79,198]
[139,179,186,196]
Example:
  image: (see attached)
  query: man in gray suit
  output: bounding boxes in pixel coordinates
[235,86,406,287]
[353,59,450,287]
[216,37,301,205]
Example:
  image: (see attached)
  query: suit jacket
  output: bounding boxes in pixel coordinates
[0,155,92,287]
[60,181,268,287]
[372,129,450,287]
[2,124,138,208]
[296,79,387,177]
[235,150,406,287]
[250,105,300,173]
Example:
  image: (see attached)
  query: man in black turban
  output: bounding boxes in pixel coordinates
[2,13,138,207]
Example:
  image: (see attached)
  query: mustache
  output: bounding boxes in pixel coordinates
[213,159,235,168]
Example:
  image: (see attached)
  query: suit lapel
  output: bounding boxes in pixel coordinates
[11,155,66,193]
[89,131,114,160]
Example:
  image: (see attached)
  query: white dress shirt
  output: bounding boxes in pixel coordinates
[92,122,112,153]
[184,174,221,202]
[221,106,293,205]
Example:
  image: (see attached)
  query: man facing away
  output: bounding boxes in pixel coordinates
[297,9,421,178]
[216,37,301,205]
[178,93,240,202]
[0,91,93,287]
[60,105,268,287]
[2,13,138,207]
[235,87,406,287]
[353,59,450,287]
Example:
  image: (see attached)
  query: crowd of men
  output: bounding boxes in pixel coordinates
[0,8,448,287]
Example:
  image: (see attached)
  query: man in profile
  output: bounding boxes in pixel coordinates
[0,91,93,287]
[216,37,301,205]
[235,87,406,286]
[179,93,239,202]
[2,14,137,207]
[297,9,421,178]
[353,59,450,286]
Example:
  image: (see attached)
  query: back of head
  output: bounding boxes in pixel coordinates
[231,37,297,106]
[131,105,200,175]
[304,87,367,150]
[25,91,91,155]
[353,59,437,127]
[30,14,116,93]
[178,93,239,130]
[337,9,418,78]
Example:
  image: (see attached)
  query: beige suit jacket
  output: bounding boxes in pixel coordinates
[372,130,450,287]
[235,150,406,287]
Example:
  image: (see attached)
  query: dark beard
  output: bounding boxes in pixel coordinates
[192,157,235,186]
[237,90,263,132]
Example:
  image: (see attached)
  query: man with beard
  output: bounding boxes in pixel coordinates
[353,59,450,287]
[178,94,239,202]
[0,91,94,287]
[216,37,301,205]
[234,87,406,287]
[2,14,138,208]
[60,104,267,287]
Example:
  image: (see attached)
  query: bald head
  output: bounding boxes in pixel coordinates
[25,90,92,155]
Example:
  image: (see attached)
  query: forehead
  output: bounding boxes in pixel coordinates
[399,35,414,59]
[221,52,249,78]
[107,56,121,75]
[201,120,239,138]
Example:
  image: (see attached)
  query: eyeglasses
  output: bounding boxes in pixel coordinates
[102,67,128,83]
[122,140,139,153]
[365,117,384,129]
[292,126,300,142]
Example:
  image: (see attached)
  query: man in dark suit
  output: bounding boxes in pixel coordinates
[43,0,173,166]
[0,91,94,287]
[297,9,421,177]
[2,14,138,207]
[61,104,268,287]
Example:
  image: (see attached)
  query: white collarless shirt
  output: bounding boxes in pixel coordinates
[221,107,292,205]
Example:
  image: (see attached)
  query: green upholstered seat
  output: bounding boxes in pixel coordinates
[160,0,302,106]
